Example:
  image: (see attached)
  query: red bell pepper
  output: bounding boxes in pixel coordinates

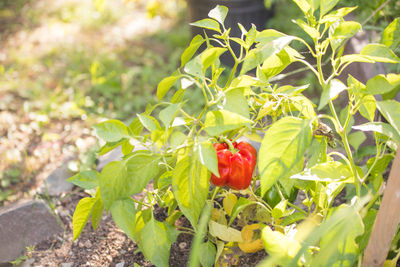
[210,141,257,190]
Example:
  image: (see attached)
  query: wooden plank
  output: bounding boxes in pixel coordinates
[363,151,400,267]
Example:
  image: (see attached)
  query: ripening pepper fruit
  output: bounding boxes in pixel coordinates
[210,141,257,190]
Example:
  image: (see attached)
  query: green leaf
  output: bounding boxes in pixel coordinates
[125,151,161,195]
[318,79,347,110]
[159,103,180,128]
[366,74,395,95]
[157,76,180,100]
[208,221,243,242]
[140,217,179,267]
[291,161,352,182]
[330,21,361,51]
[121,139,134,155]
[295,19,319,39]
[98,161,128,210]
[360,44,400,63]
[204,109,252,136]
[376,100,400,136]
[196,141,219,177]
[184,56,203,78]
[348,131,366,151]
[91,190,103,230]
[259,117,312,195]
[353,122,400,144]
[181,35,205,67]
[320,7,357,24]
[228,197,253,226]
[381,18,400,50]
[188,201,213,267]
[271,199,288,219]
[224,88,250,119]
[172,156,210,228]
[110,198,136,241]
[190,18,221,33]
[242,33,295,74]
[315,205,364,266]
[291,95,316,119]
[359,95,376,122]
[137,113,161,132]
[357,209,378,251]
[291,0,311,16]
[262,225,301,264]
[67,170,99,190]
[281,212,307,226]
[98,140,125,156]
[72,197,96,240]
[170,131,187,149]
[199,242,217,267]
[261,48,295,79]
[208,5,228,25]
[340,54,375,65]
[93,120,131,142]
[320,0,339,17]
[201,47,227,71]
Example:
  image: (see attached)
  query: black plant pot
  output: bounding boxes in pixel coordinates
[186,0,273,67]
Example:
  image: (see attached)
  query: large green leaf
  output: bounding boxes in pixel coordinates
[208,5,228,25]
[190,19,221,33]
[320,7,357,24]
[203,109,252,136]
[291,161,353,182]
[330,21,361,51]
[110,198,136,241]
[224,88,250,119]
[125,151,161,195]
[208,221,243,242]
[140,217,179,267]
[184,56,203,78]
[259,117,312,195]
[199,242,217,267]
[318,79,347,110]
[181,35,205,67]
[320,0,339,17]
[381,18,400,50]
[262,225,301,265]
[291,0,311,16]
[376,100,400,136]
[98,161,128,210]
[157,76,180,100]
[172,156,210,228]
[196,141,219,177]
[67,170,99,190]
[159,103,180,128]
[137,114,161,132]
[365,74,399,95]
[72,197,96,240]
[93,120,131,142]
[91,190,103,231]
[360,44,400,63]
[241,30,295,74]
[353,122,400,144]
[201,47,227,71]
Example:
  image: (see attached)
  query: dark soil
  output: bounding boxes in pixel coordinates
[28,189,267,266]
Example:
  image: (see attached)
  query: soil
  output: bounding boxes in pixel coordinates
[25,189,267,267]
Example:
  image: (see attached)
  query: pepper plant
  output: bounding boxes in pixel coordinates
[69,0,400,266]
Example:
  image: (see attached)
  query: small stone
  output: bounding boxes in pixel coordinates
[40,160,74,196]
[106,255,113,262]
[84,240,92,248]
[21,258,35,267]
[60,263,73,267]
[78,242,85,248]
[116,261,125,267]
[0,200,62,263]
[178,242,187,250]
[120,249,126,254]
